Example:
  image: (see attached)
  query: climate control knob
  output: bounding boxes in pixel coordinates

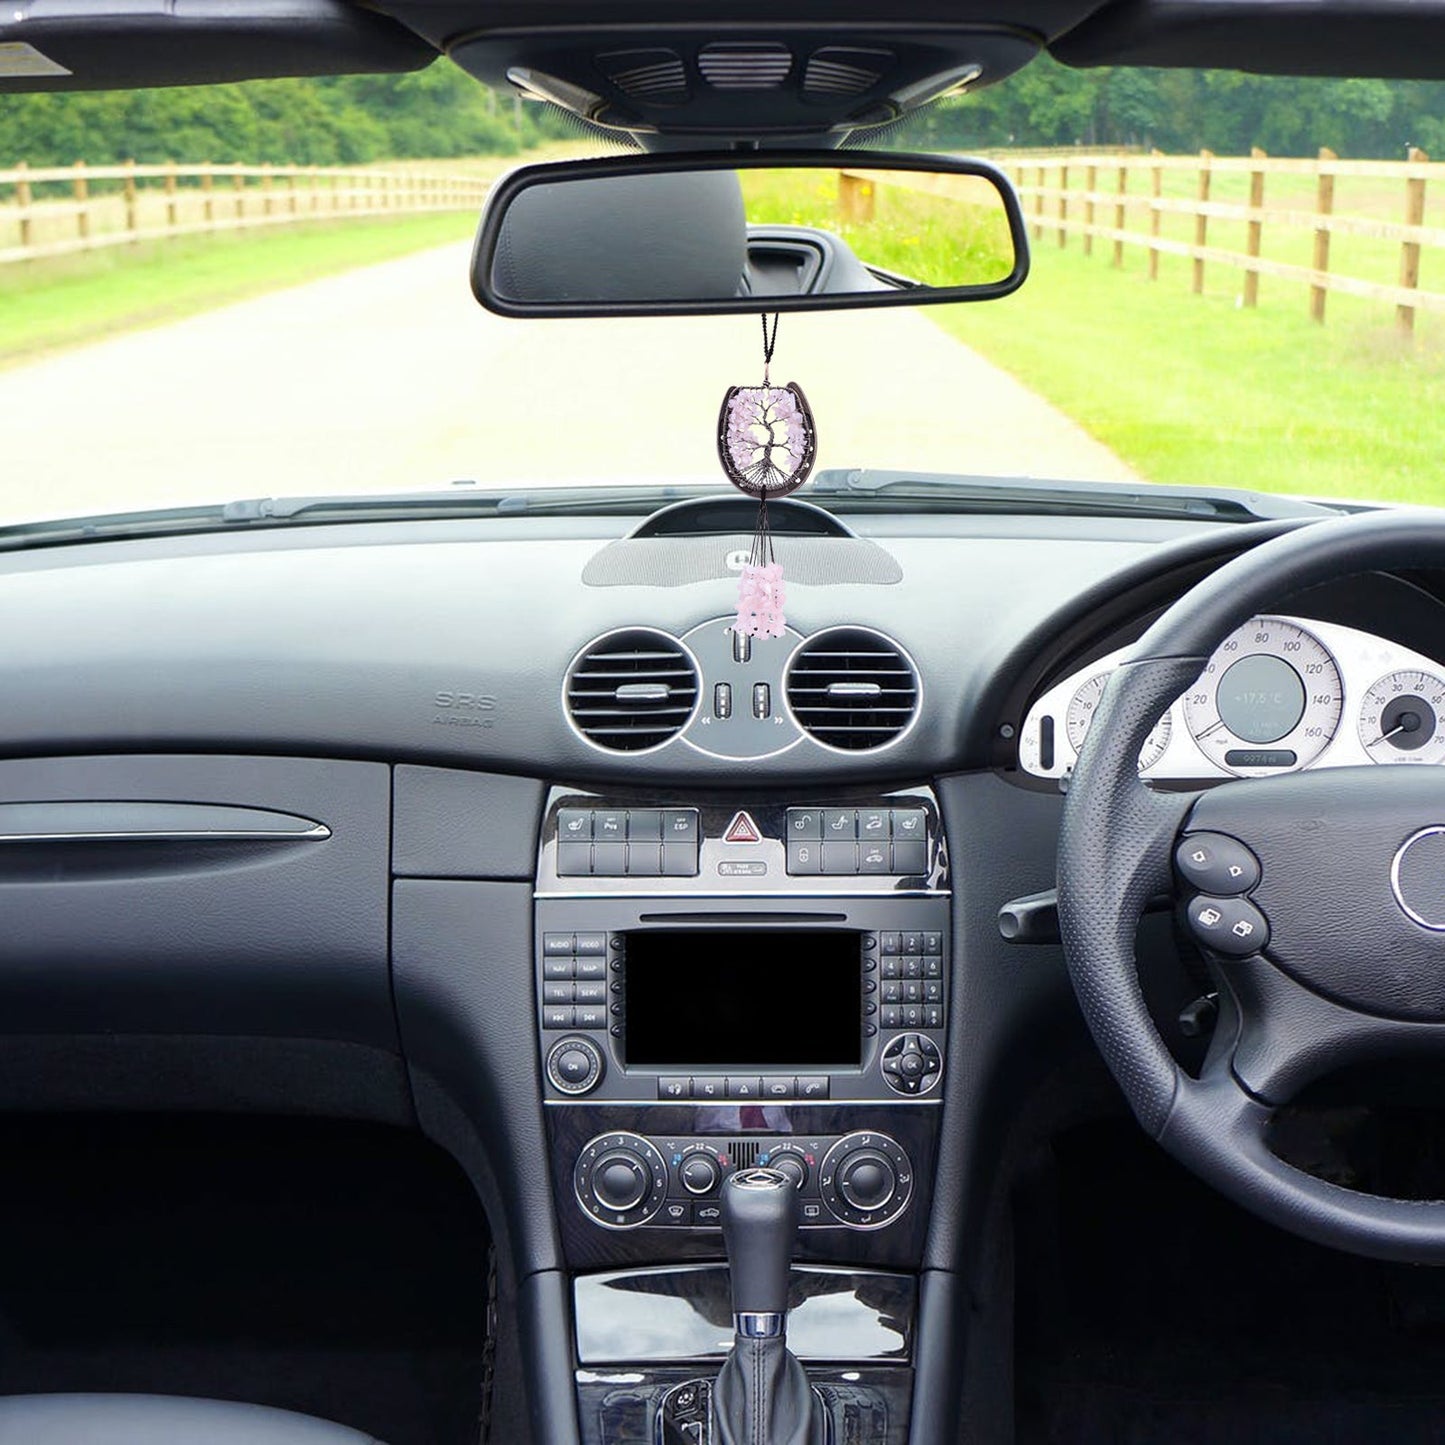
[575,1132,668,1229]
[678,1152,721,1196]
[818,1131,913,1229]
[765,1148,809,1192]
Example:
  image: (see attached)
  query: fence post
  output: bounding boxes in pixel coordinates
[201,164,214,224]
[1057,163,1069,247]
[15,161,31,252]
[74,160,90,242]
[838,171,874,224]
[1397,146,1429,336]
[1310,146,1337,323]
[1113,164,1127,267]
[1032,165,1045,241]
[1084,163,1097,257]
[233,166,245,221]
[1148,151,1163,281]
[1192,150,1213,294]
[123,157,138,235]
[1243,146,1266,308]
[261,162,274,218]
[164,161,178,231]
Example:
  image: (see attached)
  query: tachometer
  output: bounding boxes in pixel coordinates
[1359,669,1445,764]
[1183,616,1342,775]
[1065,670,1172,769]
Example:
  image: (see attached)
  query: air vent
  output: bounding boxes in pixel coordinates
[597,48,689,103]
[697,41,793,90]
[803,47,893,98]
[565,629,700,752]
[785,628,920,751]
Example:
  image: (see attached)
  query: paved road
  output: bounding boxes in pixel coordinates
[0,241,1135,523]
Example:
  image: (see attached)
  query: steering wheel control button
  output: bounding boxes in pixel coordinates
[575,1132,668,1229]
[818,1132,913,1228]
[1391,826,1445,930]
[1175,833,1261,895]
[546,1036,605,1096]
[1187,894,1270,957]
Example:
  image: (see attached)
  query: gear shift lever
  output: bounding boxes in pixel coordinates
[710,1168,823,1445]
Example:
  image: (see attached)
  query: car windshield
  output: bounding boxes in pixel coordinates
[2,59,1442,526]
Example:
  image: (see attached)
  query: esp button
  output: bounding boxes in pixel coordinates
[1187,894,1269,957]
[1175,832,1261,895]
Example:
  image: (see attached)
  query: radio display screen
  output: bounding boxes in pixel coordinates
[622,930,861,1068]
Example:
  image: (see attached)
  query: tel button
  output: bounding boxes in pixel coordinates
[1175,832,1261,895]
[1187,894,1269,957]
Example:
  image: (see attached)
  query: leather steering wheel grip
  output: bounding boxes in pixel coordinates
[1057,508,1445,1263]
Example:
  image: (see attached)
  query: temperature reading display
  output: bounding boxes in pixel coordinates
[1359,670,1445,764]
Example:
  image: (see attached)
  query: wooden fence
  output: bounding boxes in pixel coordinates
[0,161,491,266]
[995,149,1442,333]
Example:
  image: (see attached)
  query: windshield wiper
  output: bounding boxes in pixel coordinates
[810,470,1349,523]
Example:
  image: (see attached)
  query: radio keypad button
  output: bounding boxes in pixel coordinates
[574,981,607,1005]
[901,932,923,955]
[575,957,607,980]
[923,979,943,1003]
[543,1006,575,1030]
[763,1077,794,1099]
[902,980,922,1004]
[574,933,607,956]
[575,1005,607,1030]
[882,980,902,1003]
[692,1077,725,1101]
[657,1077,691,1101]
[543,958,574,980]
[543,933,575,956]
[903,1005,925,1028]
[881,957,902,979]
[543,981,574,1004]
[726,1077,763,1100]
[924,1005,945,1029]
[880,932,902,955]
[923,955,943,978]
[881,1005,902,1028]
[924,932,943,954]
[796,1076,829,1100]
[902,956,923,980]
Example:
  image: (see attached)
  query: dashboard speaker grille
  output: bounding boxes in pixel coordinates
[566,629,699,752]
[597,48,689,102]
[786,628,919,751]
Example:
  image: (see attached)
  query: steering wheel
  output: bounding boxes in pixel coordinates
[1059,509,1445,1263]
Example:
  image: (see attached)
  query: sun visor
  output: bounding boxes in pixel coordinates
[1052,0,1445,79]
[0,1,438,92]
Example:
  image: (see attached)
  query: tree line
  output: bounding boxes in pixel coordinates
[2,55,1441,166]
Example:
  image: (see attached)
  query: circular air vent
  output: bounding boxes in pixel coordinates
[785,627,920,751]
[565,628,701,753]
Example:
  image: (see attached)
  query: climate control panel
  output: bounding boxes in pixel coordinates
[573,1128,914,1232]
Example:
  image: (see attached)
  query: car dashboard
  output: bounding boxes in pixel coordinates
[2,498,1444,1445]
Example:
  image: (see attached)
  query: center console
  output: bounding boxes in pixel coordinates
[534,787,950,1444]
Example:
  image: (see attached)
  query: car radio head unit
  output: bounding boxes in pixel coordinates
[622,930,863,1069]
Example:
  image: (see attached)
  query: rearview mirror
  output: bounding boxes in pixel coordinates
[471,151,1029,318]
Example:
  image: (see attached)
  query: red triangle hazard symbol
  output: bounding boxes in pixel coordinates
[724,810,761,844]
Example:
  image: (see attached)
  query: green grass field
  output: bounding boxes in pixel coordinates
[0,210,475,367]
[938,235,1445,504]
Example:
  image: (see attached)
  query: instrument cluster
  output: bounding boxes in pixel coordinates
[1018,614,1445,782]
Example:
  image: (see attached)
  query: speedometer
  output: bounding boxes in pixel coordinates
[1066,670,1172,769]
[1183,616,1343,775]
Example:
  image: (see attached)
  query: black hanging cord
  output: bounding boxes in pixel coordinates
[754,312,782,565]
[760,312,779,383]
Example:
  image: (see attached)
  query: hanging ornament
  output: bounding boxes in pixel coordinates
[718,313,816,640]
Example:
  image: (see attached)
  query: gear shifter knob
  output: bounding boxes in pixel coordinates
[721,1166,798,1331]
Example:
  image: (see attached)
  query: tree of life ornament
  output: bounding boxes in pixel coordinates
[717,316,817,640]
